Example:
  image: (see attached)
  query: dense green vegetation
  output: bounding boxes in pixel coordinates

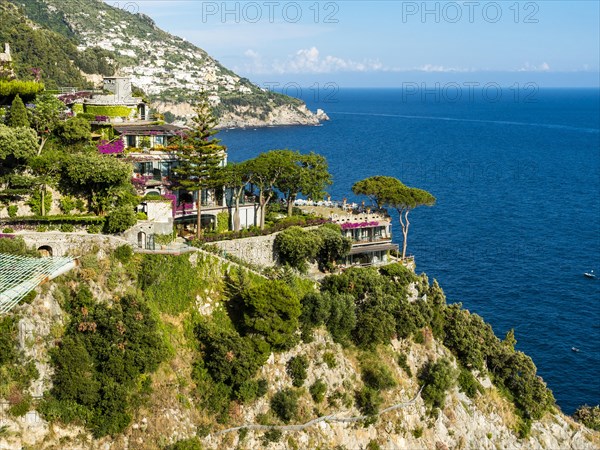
[0,1,115,91]
[41,286,167,437]
[0,236,569,443]
[274,223,352,273]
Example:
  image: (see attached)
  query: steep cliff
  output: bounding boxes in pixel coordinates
[0,245,597,450]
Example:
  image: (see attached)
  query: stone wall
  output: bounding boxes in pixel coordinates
[15,232,130,257]
[212,233,278,267]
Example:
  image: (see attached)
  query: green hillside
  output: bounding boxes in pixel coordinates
[0,0,115,89]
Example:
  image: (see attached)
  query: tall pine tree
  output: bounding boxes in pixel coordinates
[8,94,29,128]
[172,93,226,238]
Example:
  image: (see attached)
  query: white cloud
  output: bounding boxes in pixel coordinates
[244,46,384,74]
[415,64,472,73]
[518,62,551,72]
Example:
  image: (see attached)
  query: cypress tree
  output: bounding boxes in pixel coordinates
[8,94,30,128]
[171,92,225,238]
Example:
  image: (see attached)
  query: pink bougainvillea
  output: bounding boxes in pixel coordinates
[98,139,125,154]
[340,221,379,230]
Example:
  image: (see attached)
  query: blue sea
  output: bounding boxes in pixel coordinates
[219,87,600,414]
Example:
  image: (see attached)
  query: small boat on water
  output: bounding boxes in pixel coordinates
[584,270,596,279]
[572,347,580,353]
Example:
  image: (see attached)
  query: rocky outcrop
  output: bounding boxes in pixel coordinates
[1,252,598,450]
[152,100,326,128]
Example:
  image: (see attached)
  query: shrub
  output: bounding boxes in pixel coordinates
[418,358,457,411]
[573,405,600,431]
[379,263,417,286]
[286,355,309,387]
[136,211,148,220]
[87,224,101,234]
[325,293,356,346]
[309,379,327,403]
[236,379,263,404]
[59,196,76,215]
[397,353,413,377]
[323,352,337,368]
[355,387,382,417]
[0,316,17,366]
[241,279,301,350]
[167,437,203,450]
[113,245,133,263]
[366,440,381,450]
[361,360,397,391]
[104,205,136,234]
[60,223,74,232]
[0,237,37,256]
[216,211,230,233]
[270,388,299,423]
[194,320,269,391]
[7,205,18,218]
[457,367,482,399]
[8,395,31,417]
[2,227,14,233]
[44,294,167,437]
[262,429,283,443]
[75,198,86,212]
[154,232,175,246]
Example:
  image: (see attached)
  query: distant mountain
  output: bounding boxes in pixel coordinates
[0,0,115,89]
[5,0,322,127]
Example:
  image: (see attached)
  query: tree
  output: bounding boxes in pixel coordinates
[28,149,63,216]
[0,125,37,181]
[58,116,91,144]
[62,152,131,214]
[104,205,137,234]
[31,93,65,154]
[221,161,252,232]
[241,279,301,350]
[419,358,457,411]
[273,150,332,216]
[172,93,226,238]
[353,176,435,259]
[8,94,29,128]
[247,151,289,229]
[274,226,321,273]
[313,224,353,272]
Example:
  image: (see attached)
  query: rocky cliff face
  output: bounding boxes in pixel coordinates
[9,0,325,128]
[0,250,598,450]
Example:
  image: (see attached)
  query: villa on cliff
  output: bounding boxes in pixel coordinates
[60,75,260,247]
[297,201,399,267]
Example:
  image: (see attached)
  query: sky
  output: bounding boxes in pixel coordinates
[107,0,600,87]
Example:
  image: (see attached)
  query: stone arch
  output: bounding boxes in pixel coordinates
[37,245,53,257]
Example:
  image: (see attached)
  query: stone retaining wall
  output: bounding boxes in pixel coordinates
[14,232,130,257]
[212,233,278,267]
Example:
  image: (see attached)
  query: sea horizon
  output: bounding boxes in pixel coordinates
[221,86,600,414]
